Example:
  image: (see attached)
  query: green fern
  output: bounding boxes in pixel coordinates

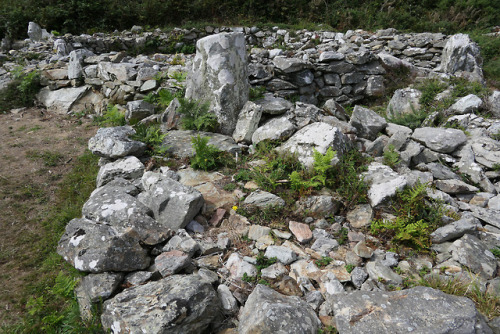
[177,98,218,132]
[289,147,336,192]
[190,135,222,171]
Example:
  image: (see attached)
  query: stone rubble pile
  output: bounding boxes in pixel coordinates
[3,24,500,333]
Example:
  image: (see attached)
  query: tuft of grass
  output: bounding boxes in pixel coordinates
[0,68,41,112]
[419,274,500,320]
[388,108,429,130]
[249,86,266,101]
[27,150,65,167]
[415,78,448,107]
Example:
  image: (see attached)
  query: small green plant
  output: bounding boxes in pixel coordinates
[450,77,488,99]
[491,247,500,259]
[315,256,333,267]
[27,150,64,167]
[318,325,338,334]
[335,227,349,245]
[345,264,355,273]
[388,108,428,130]
[418,266,431,277]
[249,86,266,101]
[290,147,336,193]
[242,272,257,283]
[370,182,444,251]
[168,71,187,82]
[190,135,224,171]
[0,68,41,111]
[415,78,448,107]
[144,89,183,110]
[94,104,126,127]
[256,252,277,271]
[177,98,218,132]
[130,124,168,156]
[383,144,400,169]
[223,183,237,192]
[491,132,500,141]
[170,53,185,65]
[234,169,252,182]
[251,151,303,192]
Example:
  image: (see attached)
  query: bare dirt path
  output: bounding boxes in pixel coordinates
[0,108,97,326]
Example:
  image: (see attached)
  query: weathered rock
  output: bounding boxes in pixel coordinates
[278,122,348,167]
[295,195,340,218]
[333,287,492,333]
[218,284,238,314]
[101,275,221,334]
[441,33,484,82]
[448,94,483,115]
[251,116,296,145]
[365,75,385,97]
[265,245,298,265]
[412,127,467,153]
[155,250,191,277]
[366,260,403,285]
[232,101,262,143]
[435,179,480,194]
[349,106,387,140]
[238,284,321,334]
[185,32,249,135]
[451,234,498,279]
[57,218,150,273]
[27,22,42,41]
[248,225,272,241]
[353,241,374,259]
[96,156,144,187]
[225,253,257,279]
[470,136,500,169]
[125,100,155,123]
[97,62,138,82]
[346,204,373,228]
[488,91,500,118]
[431,216,481,243]
[162,130,240,158]
[387,88,422,118]
[141,171,204,230]
[88,126,146,159]
[37,86,91,114]
[273,56,312,73]
[350,267,368,289]
[254,95,294,115]
[243,190,285,208]
[76,272,124,303]
[311,237,339,256]
[362,163,408,207]
[162,230,199,257]
[68,49,95,79]
[289,221,313,244]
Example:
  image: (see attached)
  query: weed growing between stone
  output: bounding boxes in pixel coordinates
[371,182,444,252]
[144,88,184,110]
[93,104,126,127]
[383,144,400,169]
[190,135,233,171]
[0,67,41,112]
[131,124,168,156]
[177,98,218,132]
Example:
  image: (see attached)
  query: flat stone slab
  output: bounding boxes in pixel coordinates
[412,127,467,153]
[333,286,492,334]
[162,130,241,158]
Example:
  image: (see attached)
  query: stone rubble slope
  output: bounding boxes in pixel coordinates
[4,23,500,333]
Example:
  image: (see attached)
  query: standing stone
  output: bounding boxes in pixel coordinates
[440,34,484,82]
[27,22,42,41]
[185,32,249,135]
[233,101,262,143]
[54,39,72,57]
[68,49,95,80]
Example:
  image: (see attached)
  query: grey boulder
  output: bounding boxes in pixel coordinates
[88,126,146,159]
[412,127,467,153]
[238,284,321,334]
[349,105,387,140]
[101,275,221,334]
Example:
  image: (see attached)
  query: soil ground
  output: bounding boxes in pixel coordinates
[0,107,97,326]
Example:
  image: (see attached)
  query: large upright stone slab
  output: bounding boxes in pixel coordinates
[440,34,484,82]
[186,32,249,135]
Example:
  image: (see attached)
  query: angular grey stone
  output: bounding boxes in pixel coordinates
[345,50,371,65]
[449,94,484,115]
[387,88,422,119]
[251,116,296,145]
[140,79,158,92]
[349,106,387,140]
[412,127,467,153]
[431,216,481,243]
[137,67,159,81]
[362,162,408,207]
[141,171,204,230]
[489,195,500,211]
[68,49,95,80]
[162,130,240,158]
[37,86,90,114]
[97,62,138,82]
[162,229,199,257]
[123,271,153,287]
[155,250,191,277]
[267,78,297,91]
[218,284,238,314]
[451,234,497,279]
[186,32,249,135]
[470,206,500,229]
[353,241,374,259]
[243,190,285,208]
[261,262,288,279]
[435,179,479,194]
[101,275,221,334]
[487,91,500,118]
[292,70,314,86]
[278,122,348,168]
[346,204,373,229]
[76,272,124,303]
[27,22,42,41]
[365,75,385,97]
[441,34,484,82]
[57,218,150,273]
[255,95,294,115]
[248,225,272,241]
[333,287,492,334]
[424,162,460,180]
[366,260,403,285]
[311,238,339,256]
[96,156,144,187]
[350,267,368,289]
[239,284,320,334]
[319,52,345,62]
[265,245,297,265]
[233,101,262,143]
[88,126,146,159]
[226,253,257,279]
[273,56,312,73]
[470,136,500,169]
[125,100,155,123]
